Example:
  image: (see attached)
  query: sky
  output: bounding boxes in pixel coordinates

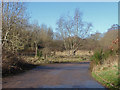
[26,2,118,34]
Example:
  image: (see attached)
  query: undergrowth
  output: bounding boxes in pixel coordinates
[90,49,119,89]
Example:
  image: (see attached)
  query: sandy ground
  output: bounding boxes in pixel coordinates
[3,62,105,88]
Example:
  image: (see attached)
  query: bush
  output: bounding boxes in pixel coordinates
[2,51,36,77]
[90,49,103,65]
[42,47,51,60]
[90,49,115,65]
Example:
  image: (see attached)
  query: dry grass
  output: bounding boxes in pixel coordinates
[20,50,93,64]
[49,50,93,63]
[93,55,118,72]
[55,50,93,56]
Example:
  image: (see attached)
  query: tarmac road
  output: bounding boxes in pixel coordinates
[3,62,105,88]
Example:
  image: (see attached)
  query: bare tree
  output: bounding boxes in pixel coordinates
[56,8,92,55]
[2,2,29,53]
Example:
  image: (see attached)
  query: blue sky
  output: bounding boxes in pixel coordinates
[26,2,118,34]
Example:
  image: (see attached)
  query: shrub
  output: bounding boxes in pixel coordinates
[90,49,103,65]
[42,47,51,60]
[2,51,36,76]
[90,49,115,65]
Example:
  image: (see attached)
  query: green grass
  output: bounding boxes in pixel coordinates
[92,67,119,89]
[90,49,119,89]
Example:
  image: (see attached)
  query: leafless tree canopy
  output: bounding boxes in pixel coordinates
[2,2,29,53]
[56,9,92,55]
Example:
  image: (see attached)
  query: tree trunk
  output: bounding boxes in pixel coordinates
[72,49,76,56]
[35,43,38,58]
[44,54,47,61]
[68,50,71,56]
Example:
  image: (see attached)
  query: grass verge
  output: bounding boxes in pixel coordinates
[91,63,120,89]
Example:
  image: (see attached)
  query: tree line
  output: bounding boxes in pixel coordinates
[2,2,118,59]
[2,2,55,58]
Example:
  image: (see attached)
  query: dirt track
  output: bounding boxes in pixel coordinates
[3,62,105,88]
